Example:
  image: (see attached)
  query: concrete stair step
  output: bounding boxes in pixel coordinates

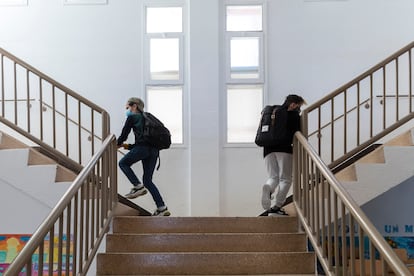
[0,148,29,169]
[0,131,29,149]
[113,216,299,234]
[97,252,315,275]
[335,128,414,182]
[99,216,313,275]
[0,132,77,183]
[106,233,307,253]
[28,147,77,182]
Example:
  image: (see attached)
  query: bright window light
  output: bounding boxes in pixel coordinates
[147,7,182,33]
[227,85,263,143]
[146,86,183,144]
[226,5,262,32]
[230,37,259,79]
[150,38,180,80]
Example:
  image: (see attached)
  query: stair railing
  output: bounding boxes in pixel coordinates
[4,134,118,276]
[0,47,110,168]
[301,41,414,169]
[293,132,411,276]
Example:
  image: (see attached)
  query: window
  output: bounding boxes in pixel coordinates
[0,0,27,5]
[144,4,185,144]
[147,86,183,144]
[149,38,180,80]
[226,5,262,31]
[225,2,265,144]
[146,7,182,33]
[63,0,107,5]
[230,37,260,79]
[227,85,263,143]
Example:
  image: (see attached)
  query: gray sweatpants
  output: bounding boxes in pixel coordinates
[264,152,293,207]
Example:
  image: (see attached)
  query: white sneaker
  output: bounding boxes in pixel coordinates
[153,207,171,216]
[261,184,272,210]
[125,185,147,199]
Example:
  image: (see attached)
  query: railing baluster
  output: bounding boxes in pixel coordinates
[409,49,412,113]
[370,74,374,138]
[65,202,71,275]
[91,173,96,247]
[58,215,64,276]
[78,101,82,164]
[73,193,79,276]
[91,109,95,155]
[331,98,334,163]
[334,194,339,275]
[26,69,30,132]
[39,78,44,141]
[349,216,356,276]
[13,62,17,125]
[318,106,321,156]
[357,82,360,146]
[344,90,347,155]
[85,175,90,265]
[79,183,85,274]
[327,184,333,270]
[359,226,365,276]
[321,174,326,258]
[52,85,56,148]
[65,93,69,156]
[369,241,376,275]
[49,228,54,276]
[1,54,4,117]
[396,58,399,121]
[315,170,321,245]
[341,202,347,276]
[383,66,386,129]
[39,241,44,275]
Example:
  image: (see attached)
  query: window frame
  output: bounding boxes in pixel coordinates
[225,32,264,84]
[223,0,267,145]
[143,1,187,146]
[144,33,185,85]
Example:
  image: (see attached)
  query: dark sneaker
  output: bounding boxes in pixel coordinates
[125,185,147,199]
[153,207,171,216]
[267,206,288,216]
[261,184,272,210]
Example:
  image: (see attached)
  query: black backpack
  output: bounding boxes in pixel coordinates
[255,105,289,147]
[142,112,171,150]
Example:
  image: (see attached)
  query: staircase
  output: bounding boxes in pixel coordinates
[0,131,77,233]
[96,214,315,275]
[335,128,414,206]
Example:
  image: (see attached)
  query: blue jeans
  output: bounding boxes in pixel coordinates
[119,145,166,208]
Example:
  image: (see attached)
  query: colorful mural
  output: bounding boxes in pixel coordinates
[0,234,73,276]
[386,236,414,259]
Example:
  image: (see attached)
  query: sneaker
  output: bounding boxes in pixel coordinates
[267,206,288,216]
[153,207,171,216]
[261,184,272,210]
[125,185,147,199]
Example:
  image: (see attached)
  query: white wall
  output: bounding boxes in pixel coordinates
[1,0,414,216]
